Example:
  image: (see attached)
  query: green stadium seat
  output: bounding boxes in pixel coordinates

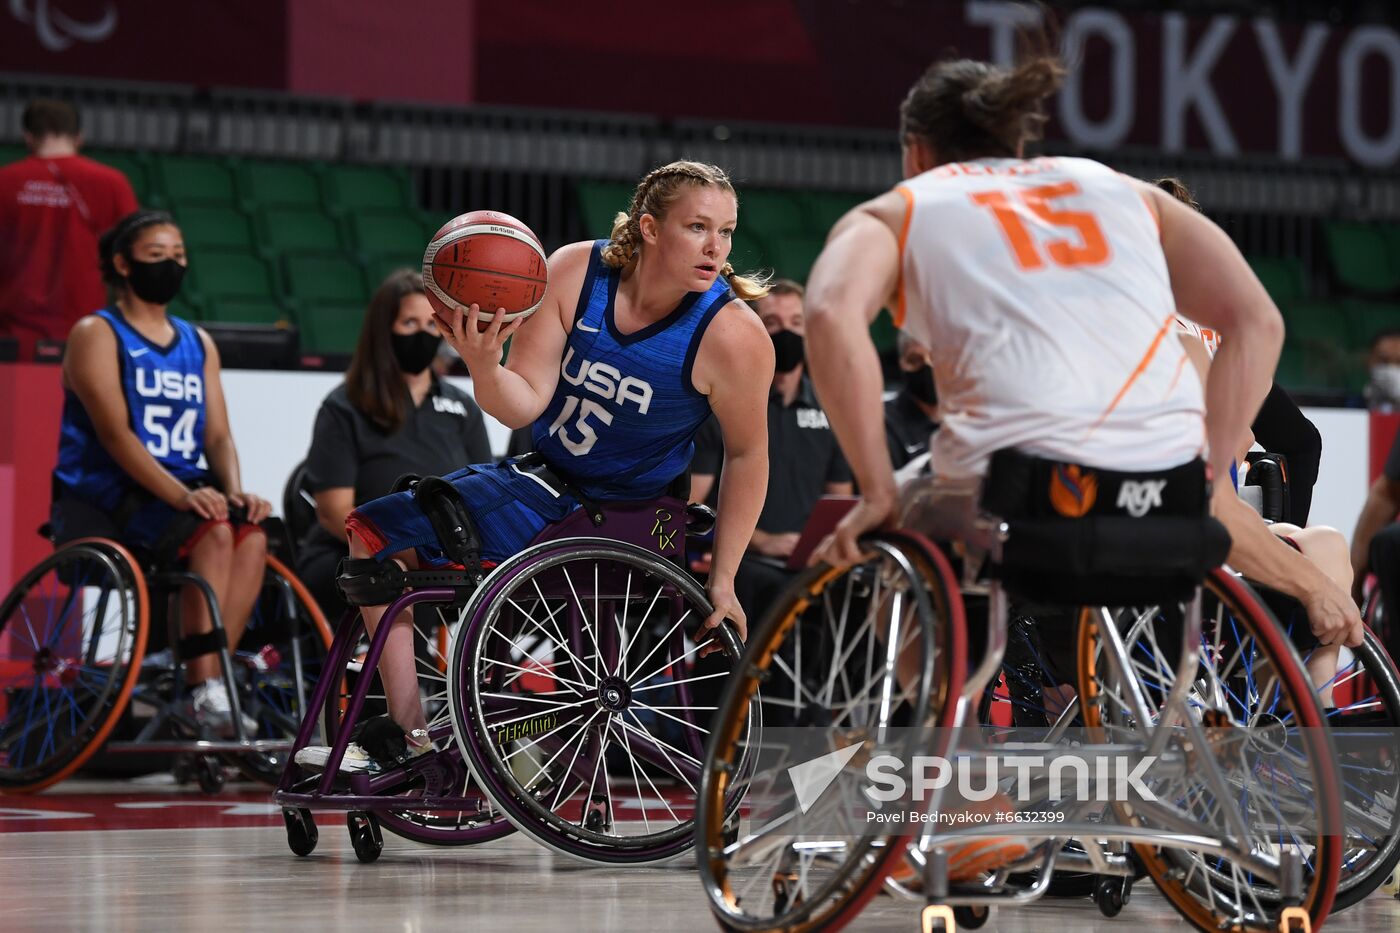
[87,149,150,205]
[176,206,255,252]
[188,249,278,302]
[284,254,367,304]
[156,155,237,206]
[801,192,866,236]
[1246,256,1308,304]
[351,210,427,256]
[239,160,322,208]
[871,308,898,354]
[737,189,807,240]
[363,255,421,291]
[1344,300,1400,354]
[575,181,633,238]
[1281,299,1355,389]
[1324,221,1400,295]
[257,207,344,252]
[766,234,826,283]
[198,297,288,326]
[321,164,413,212]
[421,212,457,240]
[0,143,27,166]
[1274,340,1310,390]
[726,231,770,277]
[295,303,364,355]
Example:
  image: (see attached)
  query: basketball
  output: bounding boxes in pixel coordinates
[422,210,548,332]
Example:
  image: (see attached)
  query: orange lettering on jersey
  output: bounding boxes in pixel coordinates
[970,190,1043,270]
[1049,464,1098,518]
[970,181,1110,271]
[1024,182,1110,267]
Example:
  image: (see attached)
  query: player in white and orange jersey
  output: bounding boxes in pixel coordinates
[804,52,1361,652]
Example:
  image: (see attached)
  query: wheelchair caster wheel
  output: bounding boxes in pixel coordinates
[920,904,956,932]
[196,756,225,794]
[347,811,383,863]
[583,794,611,833]
[1094,876,1130,918]
[953,905,990,928]
[771,872,802,915]
[283,808,317,857]
[1383,863,1400,897]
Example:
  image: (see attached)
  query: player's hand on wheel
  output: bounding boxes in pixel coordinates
[1304,577,1365,648]
[229,492,271,525]
[180,487,228,521]
[809,493,896,568]
[699,581,745,658]
[440,303,526,373]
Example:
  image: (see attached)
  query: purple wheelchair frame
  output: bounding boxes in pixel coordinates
[273,497,696,849]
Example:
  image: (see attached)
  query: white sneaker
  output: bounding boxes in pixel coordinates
[294,742,380,774]
[191,678,258,738]
[294,729,434,775]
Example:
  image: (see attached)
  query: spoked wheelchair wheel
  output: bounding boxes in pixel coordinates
[226,555,334,785]
[1279,618,1400,910]
[451,538,752,864]
[1077,568,1345,932]
[696,532,966,933]
[0,539,148,793]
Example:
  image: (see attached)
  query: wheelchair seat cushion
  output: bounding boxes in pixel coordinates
[981,449,1232,605]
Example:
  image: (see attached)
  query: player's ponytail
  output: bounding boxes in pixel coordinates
[900,40,1065,164]
[602,160,770,301]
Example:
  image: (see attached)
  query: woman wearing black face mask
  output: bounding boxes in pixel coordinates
[296,269,492,620]
[52,209,273,734]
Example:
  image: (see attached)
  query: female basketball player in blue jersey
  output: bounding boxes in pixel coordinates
[297,161,774,771]
[51,209,272,735]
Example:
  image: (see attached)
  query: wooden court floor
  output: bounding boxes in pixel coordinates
[2,780,1398,932]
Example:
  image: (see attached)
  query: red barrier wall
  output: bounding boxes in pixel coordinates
[0,364,65,594]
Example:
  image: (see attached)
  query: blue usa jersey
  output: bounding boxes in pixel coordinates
[54,307,210,510]
[531,240,736,501]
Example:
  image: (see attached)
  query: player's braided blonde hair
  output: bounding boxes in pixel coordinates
[602,160,770,302]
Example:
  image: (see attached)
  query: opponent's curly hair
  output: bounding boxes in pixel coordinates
[601,160,770,302]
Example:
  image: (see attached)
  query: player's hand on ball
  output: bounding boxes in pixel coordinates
[442,304,526,374]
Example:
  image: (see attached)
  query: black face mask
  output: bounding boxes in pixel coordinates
[904,363,938,406]
[391,331,442,374]
[125,257,186,305]
[770,328,805,374]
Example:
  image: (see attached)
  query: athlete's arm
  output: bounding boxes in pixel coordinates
[1351,473,1400,600]
[804,197,904,567]
[63,317,224,520]
[439,241,591,430]
[313,488,354,543]
[1138,181,1283,484]
[692,302,775,647]
[200,329,269,523]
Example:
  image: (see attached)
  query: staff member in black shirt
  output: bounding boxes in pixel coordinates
[296,269,492,619]
[885,332,940,473]
[691,279,851,613]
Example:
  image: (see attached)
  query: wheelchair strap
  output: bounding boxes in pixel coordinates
[412,476,485,583]
[176,629,228,660]
[514,451,605,526]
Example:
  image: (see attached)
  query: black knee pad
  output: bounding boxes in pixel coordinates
[336,557,407,606]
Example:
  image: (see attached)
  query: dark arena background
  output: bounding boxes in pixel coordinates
[2,2,1400,931]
